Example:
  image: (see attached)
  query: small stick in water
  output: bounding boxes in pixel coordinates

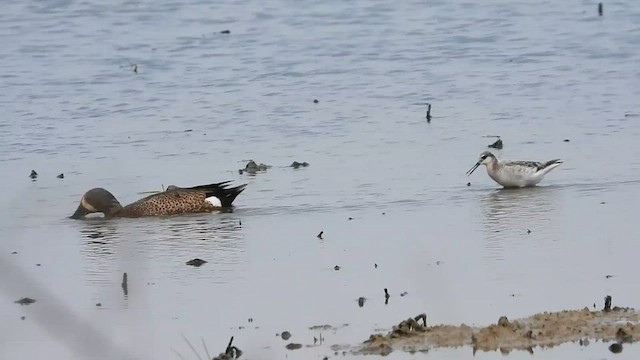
[384,288,390,304]
[317,231,323,239]
[121,272,128,296]
[604,295,612,311]
[426,103,432,122]
[598,2,603,16]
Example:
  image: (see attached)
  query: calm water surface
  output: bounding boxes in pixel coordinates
[1,0,640,359]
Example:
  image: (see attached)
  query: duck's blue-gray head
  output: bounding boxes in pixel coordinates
[70,188,123,219]
[466,151,496,176]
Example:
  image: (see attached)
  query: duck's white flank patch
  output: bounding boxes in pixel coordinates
[205,196,222,207]
[81,197,98,212]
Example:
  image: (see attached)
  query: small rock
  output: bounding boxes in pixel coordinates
[15,297,36,305]
[285,343,302,350]
[497,316,510,327]
[29,170,38,179]
[313,99,319,104]
[281,331,291,340]
[186,258,207,267]
[609,342,623,353]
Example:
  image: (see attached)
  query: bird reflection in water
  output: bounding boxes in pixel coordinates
[75,215,246,287]
[480,186,563,260]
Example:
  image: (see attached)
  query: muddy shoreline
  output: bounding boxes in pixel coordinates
[356,305,639,355]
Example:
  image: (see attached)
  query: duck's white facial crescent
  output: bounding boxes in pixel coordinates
[81,196,98,212]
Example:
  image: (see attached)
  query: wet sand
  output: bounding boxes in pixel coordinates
[357,305,638,355]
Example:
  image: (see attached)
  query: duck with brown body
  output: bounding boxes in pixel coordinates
[70,181,247,219]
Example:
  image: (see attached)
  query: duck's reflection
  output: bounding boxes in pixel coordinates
[74,215,246,288]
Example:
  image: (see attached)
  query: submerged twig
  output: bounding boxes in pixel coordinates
[182,334,204,360]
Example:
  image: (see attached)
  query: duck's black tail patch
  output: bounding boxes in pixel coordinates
[187,181,248,207]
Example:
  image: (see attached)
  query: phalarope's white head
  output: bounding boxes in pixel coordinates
[466,151,563,188]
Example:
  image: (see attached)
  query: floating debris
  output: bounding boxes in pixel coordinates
[133,64,138,73]
[96,302,102,307]
[285,343,302,350]
[563,139,570,142]
[384,288,390,304]
[467,182,471,186]
[220,30,231,34]
[57,173,64,179]
[527,229,532,234]
[20,316,25,320]
[598,2,603,16]
[186,258,207,267]
[400,292,408,297]
[317,231,323,239]
[606,275,614,279]
[15,297,36,305]
[334,265,341,271]
[358,297,366,307]
[348,217,354,220]
[290,161,309,169]
[374,263,378,268]
[239,160,270,175]
[29,170,38,179]
[281,331,292,340]
[313,99,319,104]
[488,138,503,149]
[425,103,432,122]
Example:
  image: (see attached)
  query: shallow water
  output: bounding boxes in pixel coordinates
[2,0,640,359]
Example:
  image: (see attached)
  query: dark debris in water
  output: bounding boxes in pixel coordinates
[15,297,36,305]
[281,331,292,340]
[220,30,231,34]
[239,160,270,175]
[186,258,207,267]
[358,297,366,307]
[57,173,64,179]
[317,231,323,239]
[290,161,309,169]
[334,265,341,271]
[285,343,302,350]
[488,138,503,149]
[29,170,38,179]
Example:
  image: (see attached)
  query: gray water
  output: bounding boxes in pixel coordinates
[2,0,640,359]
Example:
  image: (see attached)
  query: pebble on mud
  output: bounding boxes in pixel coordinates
[186,258,207,267]
[281,331,292,340]
[285,343,302,350]
[15,297,36,305]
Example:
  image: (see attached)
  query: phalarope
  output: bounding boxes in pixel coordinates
[466,151,562,188]
[70,181,247,219]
